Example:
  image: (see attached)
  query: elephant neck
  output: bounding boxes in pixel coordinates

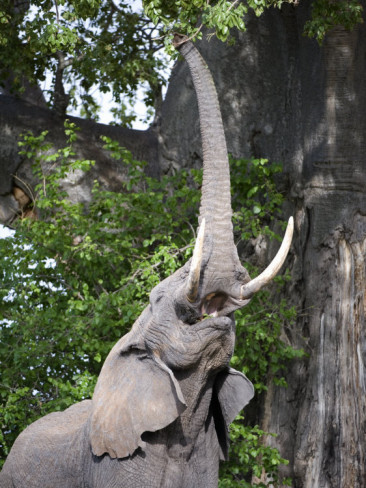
[164,368,216,457]
[143,369,220,486]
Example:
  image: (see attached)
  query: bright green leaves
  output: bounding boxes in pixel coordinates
[27,15,80,56]
[219,421,291,487]
[304,0,363,43]
[69,0,101,20]
[230,156,284,242]
[202,1,247,42]
[0,10,11,46]
[144,0,248,48]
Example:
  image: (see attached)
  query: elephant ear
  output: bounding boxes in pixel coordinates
[90,338,186,459]
[213,368,254,460]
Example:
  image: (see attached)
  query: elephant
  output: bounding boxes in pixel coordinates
[0,34,293,488]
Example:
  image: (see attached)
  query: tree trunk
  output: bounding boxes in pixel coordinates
[158,1,366,486]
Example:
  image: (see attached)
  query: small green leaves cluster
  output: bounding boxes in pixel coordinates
[304,0,363,42]
[246,0,295,17]
[201,1,246,43]
[144,0,247,50]
[230,156,284,241]
[219,419,291,487]
[0,125,303,486]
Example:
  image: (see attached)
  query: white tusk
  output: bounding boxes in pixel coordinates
[186,218,206,302]
[240,216,294,299]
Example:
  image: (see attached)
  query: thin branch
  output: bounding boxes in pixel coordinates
[227,0,240,14]
[108,0,123,14]
[54,0,60,25]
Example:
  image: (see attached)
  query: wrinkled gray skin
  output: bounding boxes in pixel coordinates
[0,36,290,488]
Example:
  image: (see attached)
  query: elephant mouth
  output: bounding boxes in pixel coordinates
[201,293,226,317]
[201,292,250,318]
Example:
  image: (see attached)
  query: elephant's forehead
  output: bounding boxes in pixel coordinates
[150,269,186,298]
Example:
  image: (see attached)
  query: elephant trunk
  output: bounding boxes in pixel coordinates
[174,35,293,311]
[174,36,242,279]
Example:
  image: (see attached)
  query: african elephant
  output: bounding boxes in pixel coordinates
[0,35,293,488]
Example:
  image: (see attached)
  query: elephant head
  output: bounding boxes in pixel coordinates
[89,36,293,461]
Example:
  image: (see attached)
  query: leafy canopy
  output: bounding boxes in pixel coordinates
[0,0,363,121]
[0,123,303,486]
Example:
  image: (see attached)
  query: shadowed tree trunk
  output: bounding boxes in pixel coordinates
[1,1,366,486]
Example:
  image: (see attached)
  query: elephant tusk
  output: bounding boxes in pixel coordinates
[240,216,294,299]
[186,218,206,302]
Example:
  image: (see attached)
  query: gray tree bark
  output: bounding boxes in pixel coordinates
[1,1,366,486]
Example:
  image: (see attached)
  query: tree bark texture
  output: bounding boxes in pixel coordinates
[1,1,366,486]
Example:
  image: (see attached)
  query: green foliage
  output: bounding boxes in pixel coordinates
[144,0,247,47]
[304,0,363,42]
[230,156,284,241]
[219,421,291,487]
[233,294,301,393]
[0,0,167,121]
[0,124,304,486]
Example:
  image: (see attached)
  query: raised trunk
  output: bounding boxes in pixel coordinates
[175,38,233,234]
[175,37,242,286]
[175,37,293,312]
